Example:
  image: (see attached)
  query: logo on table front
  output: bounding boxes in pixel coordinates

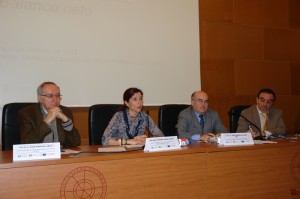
[60,166,107,199]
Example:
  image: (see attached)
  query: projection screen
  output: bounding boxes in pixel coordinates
[0,0,200,107]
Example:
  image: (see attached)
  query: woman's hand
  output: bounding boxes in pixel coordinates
[128,135,147,145]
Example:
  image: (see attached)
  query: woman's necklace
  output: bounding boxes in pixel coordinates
[123,109,141,139]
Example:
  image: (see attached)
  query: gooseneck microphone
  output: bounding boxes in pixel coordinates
[239,114,265,140]
[233,113,265,140]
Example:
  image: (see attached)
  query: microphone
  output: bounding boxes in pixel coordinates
[238,114,265,140]
[232,112,265,140]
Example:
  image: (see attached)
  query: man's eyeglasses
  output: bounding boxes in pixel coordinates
[259,97,273,105]
[192,99,209,104]
[40,94,62,99]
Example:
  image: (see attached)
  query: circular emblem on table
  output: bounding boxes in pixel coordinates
[290,151,300,184]
[60,166,107,199]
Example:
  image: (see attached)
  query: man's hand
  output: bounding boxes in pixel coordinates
[44,107,68,125]
[56,109,68,122]
[200,134,210,141]
[247,130,260,138]
[200,133,218,141]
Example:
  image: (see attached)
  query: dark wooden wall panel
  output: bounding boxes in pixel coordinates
[200,22,263,60]
[289,0,300,29]
[199,0,233,22]
[201,59,235,95]
[291,63,300,95]
[234,61,291,95]
[234,0,289,27]
[264,28,300,62]
[71,107,89,145]
[200,0,300,133]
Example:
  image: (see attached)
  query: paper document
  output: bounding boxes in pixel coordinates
[98,147,126,152]
[61,149,81,154]
[254,140,277,144]
[98,145,144,153]
[125,145,144,148]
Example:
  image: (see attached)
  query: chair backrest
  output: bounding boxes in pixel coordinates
[88,104,121,145]
[228,105,251,132]
[2,102,35,150]
[158,104,189,137]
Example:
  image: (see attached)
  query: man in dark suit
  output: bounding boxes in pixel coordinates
[237,88,286,138]
[18,81,81,147]
[176,90,228,141]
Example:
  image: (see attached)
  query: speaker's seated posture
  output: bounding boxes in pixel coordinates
[88,104,121,145]
[1,102,34,151]
[158,104,189,137]
[228,105,251,132]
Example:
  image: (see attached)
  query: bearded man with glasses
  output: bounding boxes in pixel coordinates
[18,81,81,147]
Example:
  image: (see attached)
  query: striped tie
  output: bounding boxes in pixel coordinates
[199,114,204,134]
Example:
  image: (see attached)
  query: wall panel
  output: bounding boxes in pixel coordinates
[199,0,233,22]
[234,0,289,27]
[71,107,89,145]
[289,0,300,29]
[264,28,300,62]
[201,59,235,95]
[200,0,299,133]
[291,63,300,95]
[234,61,291,95]
[201,22,263,60]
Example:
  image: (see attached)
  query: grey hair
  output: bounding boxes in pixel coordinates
[37,81,58,95]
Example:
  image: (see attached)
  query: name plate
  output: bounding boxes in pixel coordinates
[144,136,180,152]
[13,142,61,162]
[219,133,254,146]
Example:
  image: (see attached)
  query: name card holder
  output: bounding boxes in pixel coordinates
[143,136,181,152]
[219,133,254,146]
[13,142,61,162]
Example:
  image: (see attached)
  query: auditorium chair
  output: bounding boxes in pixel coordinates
[158,104,189,137]
[1,102,35,150]
[228,105,251,132]
[88,104,121,145]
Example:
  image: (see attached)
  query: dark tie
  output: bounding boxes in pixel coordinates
[199,114,204,134]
